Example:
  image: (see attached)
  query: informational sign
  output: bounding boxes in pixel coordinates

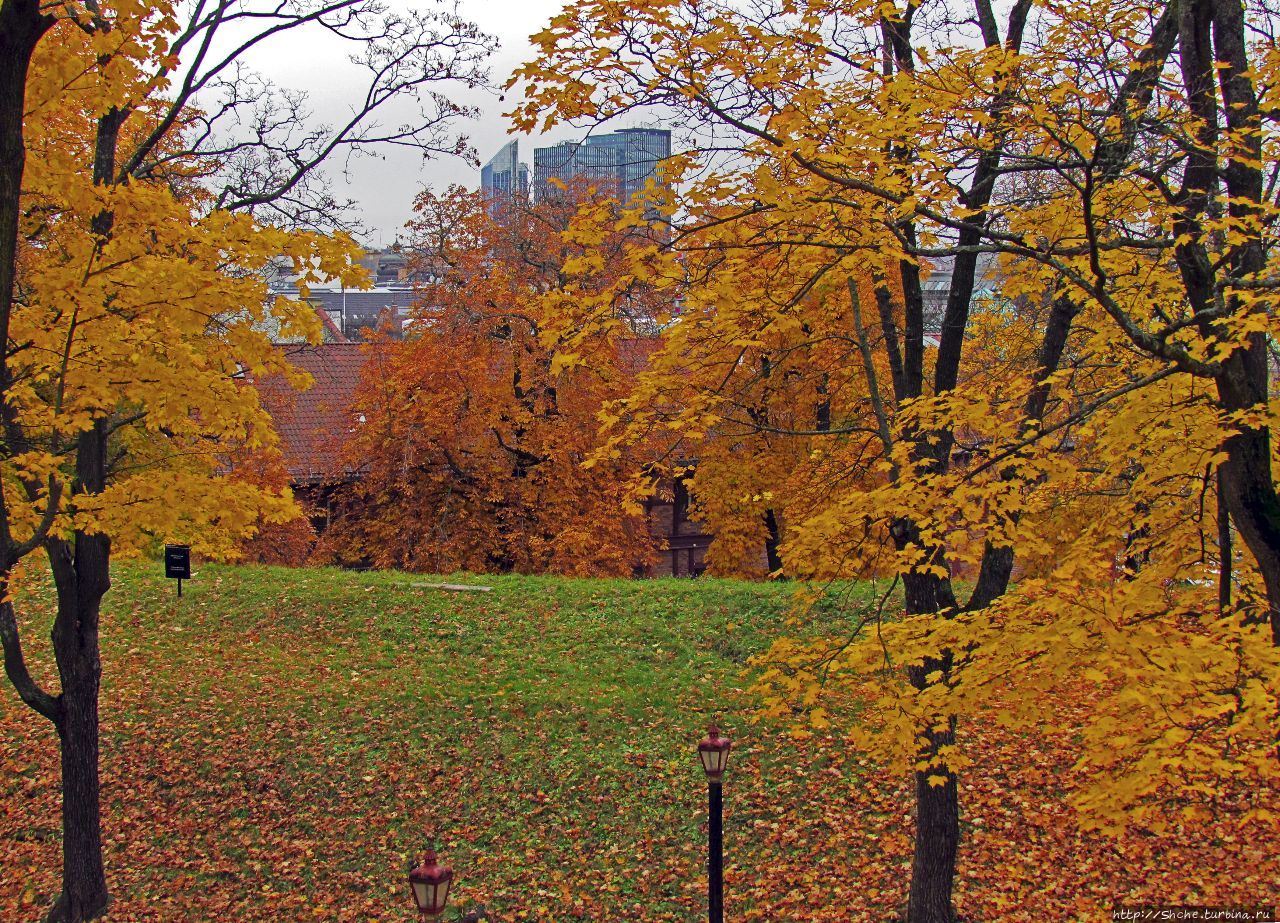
[164,544,191,596]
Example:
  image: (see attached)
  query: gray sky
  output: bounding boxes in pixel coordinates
[249,0,607,246]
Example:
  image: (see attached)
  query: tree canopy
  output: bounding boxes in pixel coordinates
[328,185,664,576]
[512,0,1280,917]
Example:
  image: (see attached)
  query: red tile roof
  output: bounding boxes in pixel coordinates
[255,343,370,483]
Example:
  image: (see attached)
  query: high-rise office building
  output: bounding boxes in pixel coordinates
[480,139,529,203]
[532,128,672,207]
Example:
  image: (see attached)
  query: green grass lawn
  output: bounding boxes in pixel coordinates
[2,562,876,922]
[4,563,1274,922]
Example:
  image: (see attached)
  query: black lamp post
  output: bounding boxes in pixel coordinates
[698,722,732,923]
[408,849,453,922]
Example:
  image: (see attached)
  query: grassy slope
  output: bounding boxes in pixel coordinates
[2,564,1275,922]
[1,563,857,922]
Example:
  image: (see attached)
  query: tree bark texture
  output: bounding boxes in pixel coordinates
[1175,0,1280,642]
[899,563,959,923]
[0,1,52,338]
[43,422,113,922]
[906,719,959,923]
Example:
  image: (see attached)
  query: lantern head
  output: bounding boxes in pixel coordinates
[698,722,732,783]
[408,849,453,920]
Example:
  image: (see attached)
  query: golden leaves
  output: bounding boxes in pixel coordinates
[504,0,1280,868]
[6,10,366,558]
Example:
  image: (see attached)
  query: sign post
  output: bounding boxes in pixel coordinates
[164,544,191,597]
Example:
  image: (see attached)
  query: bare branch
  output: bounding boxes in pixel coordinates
[848,277,897,475]
[0,597,61,723]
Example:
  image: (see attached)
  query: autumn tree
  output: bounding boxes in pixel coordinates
[0,3,492,920]
[514,0,1280,919]
[515,4,1059,917]
[328,185,663,576]
[226,443,320,566]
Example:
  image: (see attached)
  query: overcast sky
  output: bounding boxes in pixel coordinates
[247,0,616,246]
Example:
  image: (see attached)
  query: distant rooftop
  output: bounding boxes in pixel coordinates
[253,343,371,484]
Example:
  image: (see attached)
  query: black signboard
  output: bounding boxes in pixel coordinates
[164,544,191,597]
[164,544,191,579]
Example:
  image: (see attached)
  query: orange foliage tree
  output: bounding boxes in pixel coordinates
[327,186,664,576]
[226,445,318,566]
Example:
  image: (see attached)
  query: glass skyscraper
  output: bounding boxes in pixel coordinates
[479,139,529,203]
[532,128,672,207]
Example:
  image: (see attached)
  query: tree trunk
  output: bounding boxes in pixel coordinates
[1205,0,1280,643]
[906,720,959,923]
[1217,467,1232,613]
[44,423,113,922]
[0,2,54,453]
[897,561,959,923]
[47,672,108,923]
[0,4,106,921]
[1215,374,1280,644]
[0,1,52,333]
[763,508,783,573]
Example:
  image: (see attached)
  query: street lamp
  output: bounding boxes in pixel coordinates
[408,849,453,921]
[698,722,732,923]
